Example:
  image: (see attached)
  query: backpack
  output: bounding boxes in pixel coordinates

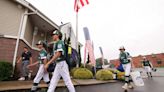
[117,63,124,72]
[47,38,78,72]
[64,37,77,70]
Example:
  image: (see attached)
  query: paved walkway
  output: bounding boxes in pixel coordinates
[0,79,116,91]
[74,77,164,92]
[135,68,164,77]
[0,68,163,91]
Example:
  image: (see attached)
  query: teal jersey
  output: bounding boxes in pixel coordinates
[119,52,131,64]
[142,60,150,66]
[38,49,47,64]
[53,40,66,62]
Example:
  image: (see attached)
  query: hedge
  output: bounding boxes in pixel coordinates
[96,69,113,80]
[0,61,13,81]
[72,68,93,79]
[117,72,125,81]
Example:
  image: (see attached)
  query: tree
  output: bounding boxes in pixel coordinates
[96,58,108,68]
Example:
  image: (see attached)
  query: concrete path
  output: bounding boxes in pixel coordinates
[135,68,164,77]
[0,68,163,92]
[74,77,164,92]
[0,79,116,91]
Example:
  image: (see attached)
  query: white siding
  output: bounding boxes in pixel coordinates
[60,23,76,49]
[0,0,25,36]
[24,18,33,45]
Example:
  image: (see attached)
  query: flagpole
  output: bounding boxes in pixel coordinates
[76,9,79,68]
[83,42,87,68]
[75,0,89,68]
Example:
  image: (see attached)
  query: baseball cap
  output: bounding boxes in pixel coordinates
[51,30,63,40]
[119,46,125,50]
[36,40,44,45]
[143,57,146,59]
[51,30,60,36]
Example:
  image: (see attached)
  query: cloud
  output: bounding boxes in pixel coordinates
[27,0,164,60]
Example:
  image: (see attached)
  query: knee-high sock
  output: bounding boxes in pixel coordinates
[149,72,152,77]
[147,72,149,77]
[46,81,50,87]
[129,76,133,83]
[125,76,130,83]
[31,83,38,91]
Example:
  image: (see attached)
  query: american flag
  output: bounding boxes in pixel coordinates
[74,0,89,12]
[84,43,87,65]
[86,40,96,65]
[83,27,96,66]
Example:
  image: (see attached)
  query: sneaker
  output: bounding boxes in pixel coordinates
[122,83,128,89]
[129,82,135,89]
[128,84,134,89]
[18,77,25,81]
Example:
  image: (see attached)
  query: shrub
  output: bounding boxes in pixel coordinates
[80,64,93,71]
[96,69,113,80]
[70,67,79,76]
[40,88,48,92]
[80,63,85,68]
[73,68,93,79]
[107,69,120,73]
[85,64,94,72]
[117,72,125,81]
[0,61,13,81]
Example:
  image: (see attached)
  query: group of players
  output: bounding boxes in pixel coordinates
[17,30,75,92]
[17,29,154,92]
[118,46,154,91]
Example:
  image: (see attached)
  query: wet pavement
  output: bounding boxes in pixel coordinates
[73,77,164,92]
[1,77,163,92]
[136,68,164,77]
[1,68,164,92]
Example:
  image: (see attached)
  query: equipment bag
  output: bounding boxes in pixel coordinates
[130,71,144,86]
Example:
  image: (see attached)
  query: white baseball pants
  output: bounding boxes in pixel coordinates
[122,63,131,76]
[144,66,152,72]
[33,64,50,83]
[47,61,75,92]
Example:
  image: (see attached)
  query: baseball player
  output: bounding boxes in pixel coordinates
[44,30,75,92]
[119,46,134,90]
[27,41,50,92]
[142,57,153,78]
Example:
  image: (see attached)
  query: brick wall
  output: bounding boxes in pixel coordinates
[0,37,39,77]
[110,54,164,68]
[0,37,16,62]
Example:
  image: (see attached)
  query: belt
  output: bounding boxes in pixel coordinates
[56,59,65,63]
[22,60,29,62]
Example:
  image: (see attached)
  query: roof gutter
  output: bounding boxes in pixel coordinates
[12,10,37,75]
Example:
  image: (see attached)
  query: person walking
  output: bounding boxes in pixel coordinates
[17,47,32,81]
[44,30,75,92]
[142,57,153,78]
[27,40,50,92]
[119,46,134,90]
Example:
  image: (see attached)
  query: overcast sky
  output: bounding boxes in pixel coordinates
[27,0,164,61]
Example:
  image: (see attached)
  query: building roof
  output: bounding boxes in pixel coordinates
[14,0,59,30]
